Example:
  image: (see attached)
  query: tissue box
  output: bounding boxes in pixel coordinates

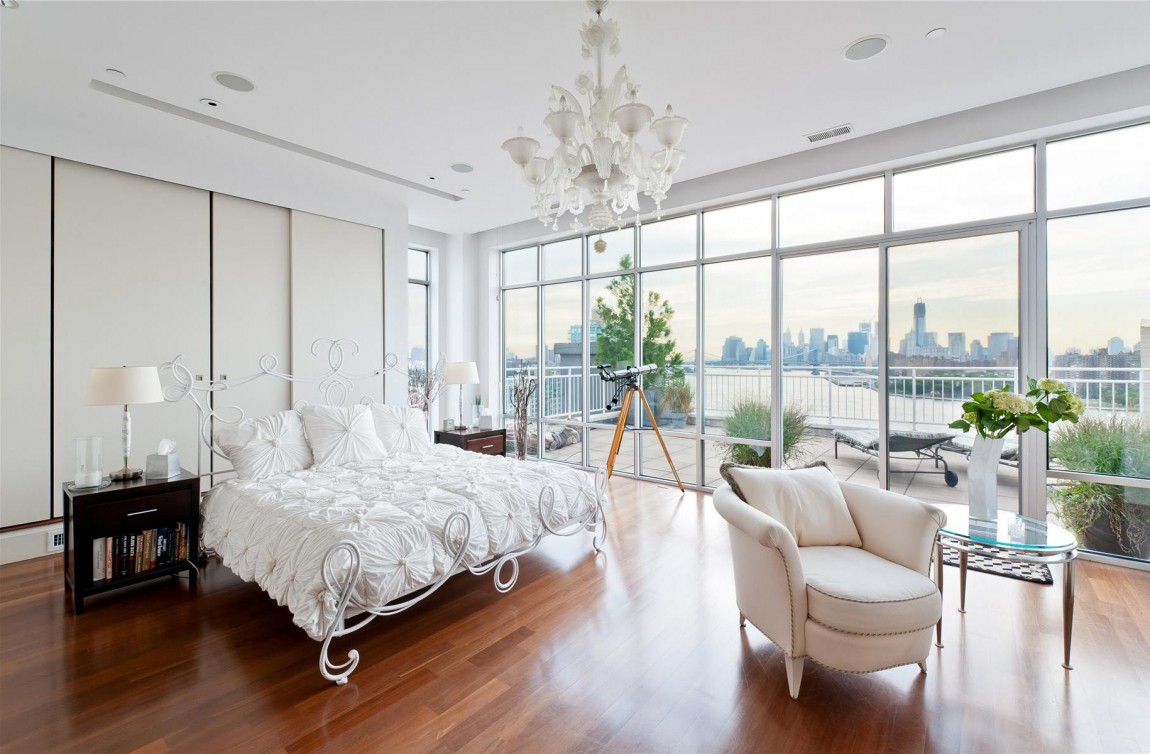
[478,413,499,430]
[145,453,181,479]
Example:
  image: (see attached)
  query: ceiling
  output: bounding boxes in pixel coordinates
[3,1,1150,235]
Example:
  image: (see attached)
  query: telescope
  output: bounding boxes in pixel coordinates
[596,363,659,383]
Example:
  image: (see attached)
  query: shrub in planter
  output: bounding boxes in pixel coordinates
[662,378,693,429]
[1049,416,1150,559]
[722,402,811,467]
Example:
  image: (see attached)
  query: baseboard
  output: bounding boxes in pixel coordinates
[0,522,63,565]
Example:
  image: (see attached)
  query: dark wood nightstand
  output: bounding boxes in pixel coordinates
[63,470,200,614]
[434,427,507,456]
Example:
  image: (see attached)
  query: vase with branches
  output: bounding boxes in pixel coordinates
[510,371,537,461]
[407,356,447,425]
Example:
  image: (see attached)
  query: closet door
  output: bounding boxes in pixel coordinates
[211,194,291,475]
[290,210,384,406]
[53,161,209,515]
[0,147,52,526]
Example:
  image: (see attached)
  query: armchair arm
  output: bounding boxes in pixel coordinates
[838,482,947,575]
[713,485,807,657]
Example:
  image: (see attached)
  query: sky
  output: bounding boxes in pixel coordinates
[504,123,1150,362]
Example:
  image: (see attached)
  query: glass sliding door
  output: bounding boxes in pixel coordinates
[887,232,1020,509]
[781,248,879,480]
[541,281,585,465]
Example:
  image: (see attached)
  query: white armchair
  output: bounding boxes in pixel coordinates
[713,468,946,699]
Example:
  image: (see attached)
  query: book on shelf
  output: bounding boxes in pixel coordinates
[90,525,191,582]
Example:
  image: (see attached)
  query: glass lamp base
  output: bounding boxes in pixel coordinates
[110,467,144,481]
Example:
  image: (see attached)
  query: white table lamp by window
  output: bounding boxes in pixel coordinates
[444,361,480,429]
[86,366,165,481]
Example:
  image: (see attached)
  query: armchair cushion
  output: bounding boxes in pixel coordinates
[726,466,862,547]
[799,546,942,635]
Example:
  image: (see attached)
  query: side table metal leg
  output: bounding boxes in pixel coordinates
[1062,558,1075,670]
[958,550,968,613]
[934,541,944,648]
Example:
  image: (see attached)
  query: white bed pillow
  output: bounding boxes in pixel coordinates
[726,465,862,547]
[299,404,387,467]
[215,410,314,480]
[371,404,434,455]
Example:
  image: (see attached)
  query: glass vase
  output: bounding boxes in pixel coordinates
[967,434,1004,521]
[75,436,103,488]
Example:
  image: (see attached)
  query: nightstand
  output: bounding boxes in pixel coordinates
[434,427,507,456]
[63,470,200,614]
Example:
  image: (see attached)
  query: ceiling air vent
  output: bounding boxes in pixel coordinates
[805,123,853,143]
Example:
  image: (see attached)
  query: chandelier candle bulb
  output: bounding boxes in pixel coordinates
[502,0,689,233]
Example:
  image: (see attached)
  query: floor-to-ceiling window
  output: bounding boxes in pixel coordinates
[1044,123,1150,563]
[407,247,432,404]
[498,120,1150,565]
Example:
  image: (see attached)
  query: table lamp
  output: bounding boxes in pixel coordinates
[86,366,165,481]
[444,361,480,429]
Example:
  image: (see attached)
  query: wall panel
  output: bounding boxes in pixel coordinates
[290,210,384,405]
[210,194,291,474]
[53,161,209,515]
[0,147,53,527]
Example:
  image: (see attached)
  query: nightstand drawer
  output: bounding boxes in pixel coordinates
[466,435,505,455]
[86,491,193,535]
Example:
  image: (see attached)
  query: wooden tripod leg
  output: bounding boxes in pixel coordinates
[637,388,684,492]
[605,388,634,479]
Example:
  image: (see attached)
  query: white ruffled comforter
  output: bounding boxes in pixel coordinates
[202,445,598,639]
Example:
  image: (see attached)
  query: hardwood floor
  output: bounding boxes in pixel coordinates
[2,476,1148,753]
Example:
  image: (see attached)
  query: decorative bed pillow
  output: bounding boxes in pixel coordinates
[370,404,434,455]
[299,404,387,468]
[719,460,827,500]
[215,410,314,480]
[723,464,861,547]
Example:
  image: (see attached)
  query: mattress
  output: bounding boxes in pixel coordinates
[202,445,598,639]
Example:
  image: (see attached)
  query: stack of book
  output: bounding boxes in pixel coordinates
[91,523,190,582]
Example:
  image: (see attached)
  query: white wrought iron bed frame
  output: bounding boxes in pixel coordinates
[161,338,608,685]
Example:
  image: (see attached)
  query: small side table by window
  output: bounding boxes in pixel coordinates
[63,470,200,614]
[933,503,1078,669]
[435,427,506,456]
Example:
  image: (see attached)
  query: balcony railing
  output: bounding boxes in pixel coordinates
[505,364,1146,430]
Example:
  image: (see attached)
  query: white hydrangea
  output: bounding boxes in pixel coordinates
[1038,378,1068,392]
[988,390,1033,415]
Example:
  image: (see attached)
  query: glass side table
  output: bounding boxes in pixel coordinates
[934,503,1078,669]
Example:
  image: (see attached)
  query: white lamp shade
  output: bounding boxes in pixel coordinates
[86,366,165,406]
[444,361,480,386]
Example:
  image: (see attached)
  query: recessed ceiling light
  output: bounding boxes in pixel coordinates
[460,188,471,193]
[926,27,947,40]
[843,35,889,61]
[213,72,255,92]
[450,163,474,174]
[104,68,126,78]
[0,0,20,9]
[200,98,220,108]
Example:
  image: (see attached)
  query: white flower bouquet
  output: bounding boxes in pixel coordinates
[950,377,1084,439]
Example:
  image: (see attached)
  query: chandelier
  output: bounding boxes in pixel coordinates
[501,0,689,236]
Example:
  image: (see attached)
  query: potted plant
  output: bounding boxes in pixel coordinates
[662,377,693,429]
[949,378,1083,520]
[721,401,812,467]
[1049,415,1150,559]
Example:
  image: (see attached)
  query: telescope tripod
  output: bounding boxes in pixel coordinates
[604,383,684,492]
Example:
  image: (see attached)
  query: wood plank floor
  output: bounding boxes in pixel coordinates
[2,476,1149,753]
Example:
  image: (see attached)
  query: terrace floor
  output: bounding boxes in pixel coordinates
[533,426,1020,512]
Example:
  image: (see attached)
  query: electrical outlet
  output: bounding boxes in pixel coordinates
[47,529,64,552]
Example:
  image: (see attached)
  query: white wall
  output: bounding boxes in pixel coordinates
[0,146,52,528]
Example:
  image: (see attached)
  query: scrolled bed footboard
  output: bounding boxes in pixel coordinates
[317,511,472,685]
[317,471,608,685]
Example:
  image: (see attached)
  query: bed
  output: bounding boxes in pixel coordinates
[833,428,959,486]
[162,339,606,685]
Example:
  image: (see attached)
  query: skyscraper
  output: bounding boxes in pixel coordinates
[987,332,1013,359]
[810,328,825,352]
[753,339,769,362]
[948,332,966,360]
[847,331,868,355]
[914,299,927,348]
[722,335,747,363]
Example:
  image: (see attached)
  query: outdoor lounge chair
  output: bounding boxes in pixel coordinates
[833,428,959,486]
[941,433,1020,468]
